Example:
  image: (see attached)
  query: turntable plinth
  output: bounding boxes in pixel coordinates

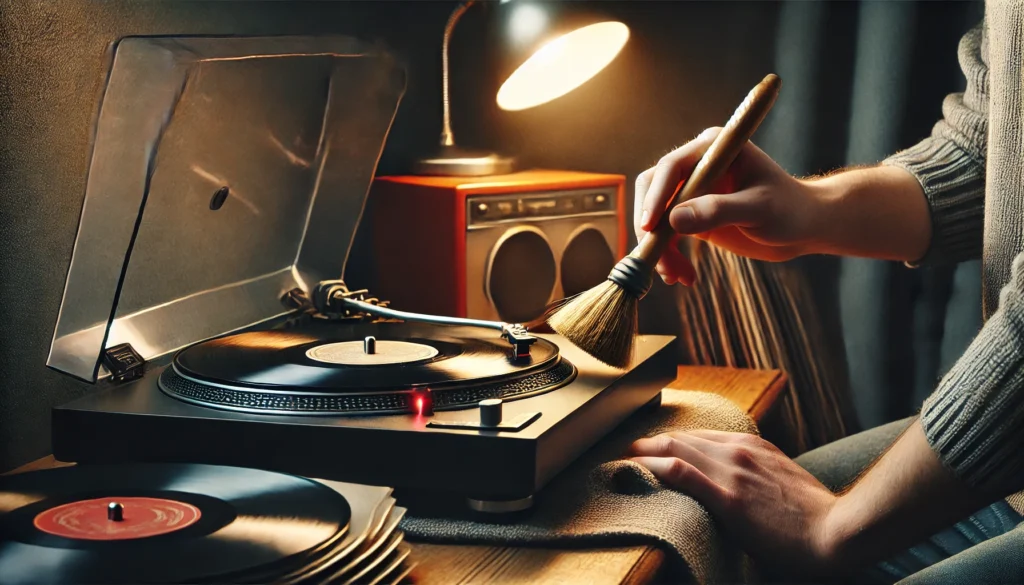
[52,331,676,508]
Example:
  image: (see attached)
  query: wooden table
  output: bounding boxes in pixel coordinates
[10,366,786,585]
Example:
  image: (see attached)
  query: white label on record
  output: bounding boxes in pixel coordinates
[305,341,439,366]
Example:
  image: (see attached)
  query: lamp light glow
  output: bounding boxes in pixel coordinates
[497,21,629,111]
[508,3,548,45]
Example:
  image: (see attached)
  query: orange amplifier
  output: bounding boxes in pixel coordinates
[370,170,627,324]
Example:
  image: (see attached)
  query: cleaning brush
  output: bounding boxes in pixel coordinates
[546,73,782,368]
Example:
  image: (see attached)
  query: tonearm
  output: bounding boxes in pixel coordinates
[304,280,537,360]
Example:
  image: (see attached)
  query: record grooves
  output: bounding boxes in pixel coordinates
[0,463,358,585]
[160,322,577,415]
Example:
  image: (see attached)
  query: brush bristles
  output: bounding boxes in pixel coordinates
[547,280,639,369]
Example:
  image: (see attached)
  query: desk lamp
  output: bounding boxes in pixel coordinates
[373,1,630,324]
[413,0,630,176]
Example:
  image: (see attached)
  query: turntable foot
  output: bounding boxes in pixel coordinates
[466,495,534,513]
[641,390,663,411]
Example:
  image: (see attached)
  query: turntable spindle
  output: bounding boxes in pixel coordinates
[363,336,376,354]
[107,501,124,521]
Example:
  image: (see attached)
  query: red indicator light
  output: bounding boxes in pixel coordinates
[413,390,434,416]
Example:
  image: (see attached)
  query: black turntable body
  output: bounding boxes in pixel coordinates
[39,34,677,514]
[53,318,674,509]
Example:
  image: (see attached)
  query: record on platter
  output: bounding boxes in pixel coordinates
[0,463,350,585]
[172,322,561,392]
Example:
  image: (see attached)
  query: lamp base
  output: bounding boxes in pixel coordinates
[413,145,516,177]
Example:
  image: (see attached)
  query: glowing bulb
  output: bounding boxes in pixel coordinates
[497,21,629,111]
[508,4,548,46]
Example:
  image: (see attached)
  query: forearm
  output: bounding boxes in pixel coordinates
[801,165,933,263]
[822,420,992,572]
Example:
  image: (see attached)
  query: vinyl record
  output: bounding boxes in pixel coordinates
[172,321,560,392]
[0,463,350,585]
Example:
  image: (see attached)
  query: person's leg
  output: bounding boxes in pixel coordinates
[856,499,1022,584]
[793,417,1024,584]
[894,521,1024,585]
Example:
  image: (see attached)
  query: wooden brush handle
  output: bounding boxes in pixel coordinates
[634,73,782,266]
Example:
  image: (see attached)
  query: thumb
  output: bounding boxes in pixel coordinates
[668,190,766,235]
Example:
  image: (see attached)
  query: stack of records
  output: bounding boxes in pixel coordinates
[0,463,414,584]
[672,240,858,453]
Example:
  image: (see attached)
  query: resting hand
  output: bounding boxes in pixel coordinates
[633,127,825,285]
[630,429,838,577]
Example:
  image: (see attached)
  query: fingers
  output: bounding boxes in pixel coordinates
[701,226,804,263]
[630,456,728,509]
[676,429,754,444]
[637,169,695,286]
[630,434,721,480]
[668,189,767,236]
[633,167,655,240]
[652,234,697,286]
[639,127,722,232]
[684,430,781,457]
[631,433,712,462]
[634,126,776,287]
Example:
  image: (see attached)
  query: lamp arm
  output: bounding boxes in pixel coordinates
[441,0,476,147]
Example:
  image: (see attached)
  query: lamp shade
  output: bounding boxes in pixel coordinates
[413,1,629,177]
[497,20,629,111]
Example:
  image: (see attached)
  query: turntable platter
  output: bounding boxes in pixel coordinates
[160,322,576,416]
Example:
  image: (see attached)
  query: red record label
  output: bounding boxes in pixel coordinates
[33,497,201,541]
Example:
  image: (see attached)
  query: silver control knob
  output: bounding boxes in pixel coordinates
[479,398,503,426]
[477,203,488,213]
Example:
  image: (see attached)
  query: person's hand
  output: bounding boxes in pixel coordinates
[634,127,826,286]
[630,429,839,578]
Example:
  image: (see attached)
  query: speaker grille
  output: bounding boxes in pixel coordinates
[561,227,615,297]
[487,228,556,323]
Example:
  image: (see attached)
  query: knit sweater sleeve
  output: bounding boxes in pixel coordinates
[881,23,988,266]
[922,250,1024,495]
[894,20,1024,494]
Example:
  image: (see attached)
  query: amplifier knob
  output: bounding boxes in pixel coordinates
[477,203,488,213]
[479,398,503,426]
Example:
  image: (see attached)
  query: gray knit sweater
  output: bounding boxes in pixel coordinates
[882,2,1024,495]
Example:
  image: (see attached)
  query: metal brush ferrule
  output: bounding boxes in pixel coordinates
[607,256,653,299]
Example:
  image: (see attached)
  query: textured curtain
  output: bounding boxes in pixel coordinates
[836,1,984,430]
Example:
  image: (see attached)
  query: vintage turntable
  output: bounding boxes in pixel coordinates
[46,35,674,512]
